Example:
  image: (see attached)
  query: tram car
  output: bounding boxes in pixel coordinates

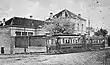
[46,34,106,54]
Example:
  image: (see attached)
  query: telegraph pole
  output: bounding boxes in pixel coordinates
[24,27,27,54]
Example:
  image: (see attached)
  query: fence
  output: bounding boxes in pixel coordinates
[14,35,47,53]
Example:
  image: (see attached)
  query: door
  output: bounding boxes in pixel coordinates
[1,47,4,54]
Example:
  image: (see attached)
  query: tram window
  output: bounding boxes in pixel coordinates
[60,39,63,44]
[74,38,77,44]
[100,39,104,43]
[70,38,72,44]
[65,39,70,44]
[78,38,81,44]
[63,39,65,44]
[51,39,53,45]
[69,38,72,44]
[99,39,101,43]
[76,38,78,44]
[86,39,89,44]
[63,38,65,44]
[97,40,99,43]
[94,40,97,43]
[53,39,56,45]
[96,40,98,43]
[48,40,51,45]
[89,39,91,43]
[72,39,75,44]
[92,39,95,43]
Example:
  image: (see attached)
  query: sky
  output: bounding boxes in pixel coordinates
[0,0,110,34]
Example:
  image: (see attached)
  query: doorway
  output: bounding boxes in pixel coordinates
[1,47,4,54]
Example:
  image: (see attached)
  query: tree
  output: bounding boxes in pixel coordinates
[44,18,75,35]
[94,28,108,37]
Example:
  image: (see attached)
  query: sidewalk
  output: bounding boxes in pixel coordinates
[0,54,40,59]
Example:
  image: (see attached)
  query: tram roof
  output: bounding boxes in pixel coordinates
[52,34,80,37]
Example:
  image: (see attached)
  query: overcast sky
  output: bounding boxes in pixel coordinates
[0,0,110,34]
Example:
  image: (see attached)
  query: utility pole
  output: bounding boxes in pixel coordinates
[24,27,27,54]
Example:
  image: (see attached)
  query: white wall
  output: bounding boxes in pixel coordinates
[0,27,11,54]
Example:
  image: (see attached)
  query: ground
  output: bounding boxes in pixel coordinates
[0,49,109,65]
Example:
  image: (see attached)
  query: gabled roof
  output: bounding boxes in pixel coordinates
[53,9,77,18]
[5,17,45,28]
[47,9,86,21]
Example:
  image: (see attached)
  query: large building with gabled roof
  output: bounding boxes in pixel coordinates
[46,9,87,35]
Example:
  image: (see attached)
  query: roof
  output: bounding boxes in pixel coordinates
[5,17,45,29]
[52,34,80,36]
[46,9,86,21]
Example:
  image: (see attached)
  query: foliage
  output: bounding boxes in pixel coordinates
[94,28,108,37]
[44,18,75,35]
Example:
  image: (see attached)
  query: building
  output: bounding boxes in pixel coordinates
[46,9,87,35]
[0,17,46,54]
[5,17,45,36]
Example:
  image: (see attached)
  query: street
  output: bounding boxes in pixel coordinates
[0,49,108,65]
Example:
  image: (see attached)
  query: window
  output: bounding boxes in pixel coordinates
[15,31,21,36]
[65,39,70,44]
[63,38,70,44]
[77,23,79,31]
[28,32,33,36]
[75,38,78,44]
[82,24,83,31]
[22,32,27,36]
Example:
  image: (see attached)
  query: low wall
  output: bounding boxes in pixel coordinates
[0,27,12,54]
[27,46,46,53]
[13,46,46,54]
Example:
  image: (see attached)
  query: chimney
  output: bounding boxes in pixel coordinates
[88,20,91,27]
[78,14,81,17]
[30,15,33,19]
[49,12,53,19]
[3,18,5,26]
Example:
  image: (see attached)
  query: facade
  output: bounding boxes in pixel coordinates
[5,17,45,36]
[0,27,13,54]
[46,9,87,35]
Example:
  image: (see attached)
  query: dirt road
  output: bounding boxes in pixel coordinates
[0,50,107,65]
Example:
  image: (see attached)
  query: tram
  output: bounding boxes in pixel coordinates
[46,34,106,54]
